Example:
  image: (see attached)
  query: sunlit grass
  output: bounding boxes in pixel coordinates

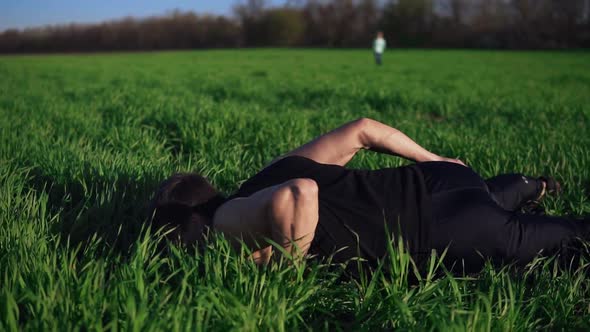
[1,49,589,330]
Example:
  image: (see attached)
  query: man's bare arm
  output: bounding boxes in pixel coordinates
[279,118,464,167]
[213,178,319,264]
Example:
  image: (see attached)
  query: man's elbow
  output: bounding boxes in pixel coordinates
[353,117,376,148]
[353,117,374,128]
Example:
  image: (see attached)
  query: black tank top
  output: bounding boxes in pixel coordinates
[230,156,432,265]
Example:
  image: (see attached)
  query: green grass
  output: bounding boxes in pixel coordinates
[1,49,590,330]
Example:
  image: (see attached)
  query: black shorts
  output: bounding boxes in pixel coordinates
[415,162,589,273]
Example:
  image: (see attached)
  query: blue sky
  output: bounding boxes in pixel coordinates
[0,0,287,31]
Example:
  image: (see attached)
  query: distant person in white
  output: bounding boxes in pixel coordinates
[373,31,386,66]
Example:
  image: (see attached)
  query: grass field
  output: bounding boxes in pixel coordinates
[1,49,590,330]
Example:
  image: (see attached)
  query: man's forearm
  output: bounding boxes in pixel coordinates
[359,118,440,162]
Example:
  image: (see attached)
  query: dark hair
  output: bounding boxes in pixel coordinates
[148,173,224,247]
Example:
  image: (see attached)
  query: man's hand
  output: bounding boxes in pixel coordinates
[434,156,467,166]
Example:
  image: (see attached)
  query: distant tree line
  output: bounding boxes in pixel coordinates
[1,0,589,53]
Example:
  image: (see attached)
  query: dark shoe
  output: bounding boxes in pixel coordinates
[520,176,561,215]
[539,176,562,197]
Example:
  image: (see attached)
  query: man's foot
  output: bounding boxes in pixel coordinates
[537,176,562,200]
[521,176,562,215]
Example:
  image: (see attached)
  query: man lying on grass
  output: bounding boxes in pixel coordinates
[149,118,590,274]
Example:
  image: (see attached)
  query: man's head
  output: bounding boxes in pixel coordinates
[377,31,384,38]
[148,173,220,246]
